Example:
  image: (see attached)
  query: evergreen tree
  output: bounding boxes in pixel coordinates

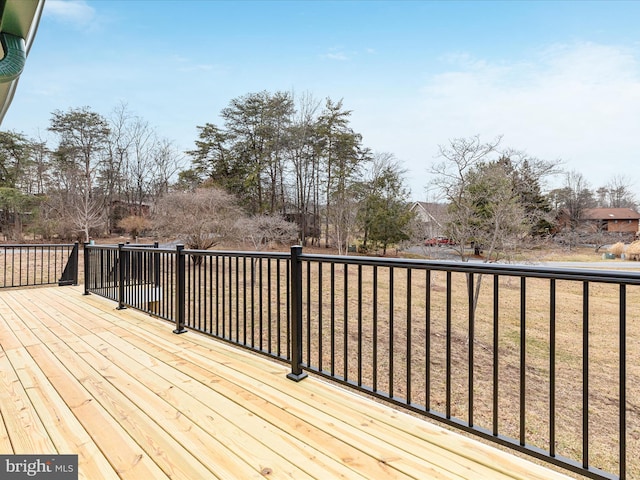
[358,153,414,254]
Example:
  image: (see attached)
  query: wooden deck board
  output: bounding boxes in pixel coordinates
[0,286,573,480]
[4,346,119,480]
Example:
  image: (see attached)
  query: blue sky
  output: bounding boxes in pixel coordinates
[4,0,640,200]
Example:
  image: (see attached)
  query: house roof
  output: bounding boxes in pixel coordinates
[582,208,640,221]
[0,0,45,125]
[411,201,448,215]
[410,201,447,226]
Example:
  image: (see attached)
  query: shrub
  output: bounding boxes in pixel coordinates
[118,215,151,239]
[152,187,239,250]
[626,241,640,261]
[609,242,626,258]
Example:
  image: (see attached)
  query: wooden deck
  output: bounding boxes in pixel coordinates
[0,286,572,480]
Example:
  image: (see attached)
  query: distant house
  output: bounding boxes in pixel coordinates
[410,202,447,238]
[111,200,151,218]
[580,208,640,234]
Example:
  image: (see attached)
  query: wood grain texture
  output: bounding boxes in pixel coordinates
[0,286,573,480]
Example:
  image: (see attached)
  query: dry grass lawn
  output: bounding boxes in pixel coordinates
[176,243,638,478]
[291,262,640,479]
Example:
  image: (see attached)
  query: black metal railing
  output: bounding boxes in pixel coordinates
[84,243,639,480]
[84,242,173,317]
[85,243,292,359]
[0,243,78,288]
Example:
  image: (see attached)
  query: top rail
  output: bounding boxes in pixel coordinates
[299,252,640,284]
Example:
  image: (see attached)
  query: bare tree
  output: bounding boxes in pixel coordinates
[326,190,360,255]
[549,170,595,250]
[123,116,157,214]
[431,136,555,315]
[604,175,637,209]
[152,187,240,250]
[103,103,134,233]
[236,215,298,250]
[48,107,111,242]
[430,135,502,261]
[150,138,184,200]
[288,91,322,245]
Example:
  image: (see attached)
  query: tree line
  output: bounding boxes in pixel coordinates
[0,91,636,255]
[0,92,413,252]
[430,135,637,261]
[181,91,412,252]
[0,104,181,242]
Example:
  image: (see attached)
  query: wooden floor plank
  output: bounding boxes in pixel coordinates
[0,391,12,454]
[46,286,470,478]
[2,291,172,480]
[78,334,332,479]
[76,292,568,479]
[57,286,572,480]
[165,341,466,479]
[46,345,240,480]
[0,286,573,480]
[0,296,28,352]
[3,347,119,480]
[8,290,258,480]
[72,306,451,479]
[93,329,393,480]
[36,290,379,479]
[26,343,172,480]
[0,343,56,455]
[72,303,502,480]
[14,288,336,479]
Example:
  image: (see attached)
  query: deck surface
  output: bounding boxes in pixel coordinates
[0,286,572,479]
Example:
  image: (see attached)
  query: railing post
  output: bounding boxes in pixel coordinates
[83,242,90,295]
[174,244,187,334]
[72,241,79,285]
[153,241,160,288]
[117,243,126,310]
[287,245,307,382]
[58,242,79,286]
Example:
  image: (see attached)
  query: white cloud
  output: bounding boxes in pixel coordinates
[45,0,96,28]
[348,42,640,199]
[390,42,640,196]
[322,51,349,61]
[321,46,377,61]
[169,54,222,74]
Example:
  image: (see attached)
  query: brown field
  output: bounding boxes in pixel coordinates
[137,241,640,477]
[295,264,637,478]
